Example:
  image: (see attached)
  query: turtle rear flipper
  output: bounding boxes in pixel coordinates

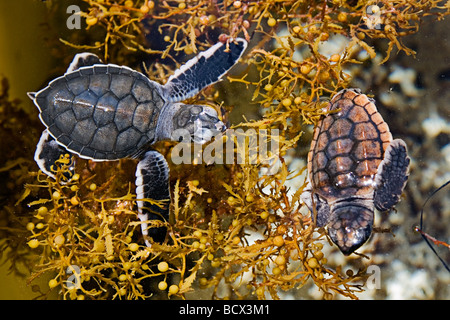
[26,53,102,100]
[135,150,170,246]
[30,59,160,161]
[66,52,103,73]
[301,180,331,227]
[374,139,410,211]
[163,38,247,102]
[34,129,75,181]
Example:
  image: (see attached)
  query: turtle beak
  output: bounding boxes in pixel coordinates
[193,120,225,144]
[192,107,227,144]
[215,119,226,133]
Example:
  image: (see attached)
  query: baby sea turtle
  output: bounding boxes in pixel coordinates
[301,88,410,255]
[28,38,247,246]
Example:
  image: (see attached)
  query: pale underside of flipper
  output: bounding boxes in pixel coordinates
[300,180,331,227]
[34,129,75,181]
[135,150,170,246]
[31,53,170,246]
[162,38,247,102]
[31,54,103,180]
[26,52,103,113]
[66,52,103,73]
[31,53,102,180]
[28,41,246,247]
[30,47,166,162]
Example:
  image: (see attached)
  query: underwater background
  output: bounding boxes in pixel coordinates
[0,0,449,299]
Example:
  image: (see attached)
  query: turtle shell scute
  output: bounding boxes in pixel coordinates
[308,88,393,199]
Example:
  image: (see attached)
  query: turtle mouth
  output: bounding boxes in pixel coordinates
[193,118,226,144]
[192,108,226,144]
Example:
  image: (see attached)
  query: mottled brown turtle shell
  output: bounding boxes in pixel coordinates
[307,88,393,200]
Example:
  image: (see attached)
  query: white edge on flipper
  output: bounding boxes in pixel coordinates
[66,52,103,74]
[300,178,323,226]
[34,129,76,184]
[135,162,151,247]
[300,178,314,211]
[34,129,57,180]
[164,38,248,102]
[29,58,158,162]
[135,151,170,247]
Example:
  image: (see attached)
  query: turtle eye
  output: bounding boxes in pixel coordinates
[176,109,191,128]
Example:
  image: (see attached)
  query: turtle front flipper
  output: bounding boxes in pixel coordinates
[34,129,75,181]
[300,180,331,227]
[374,139,410,211]
[66,52,103,73]
[135,150,170,246]
[163,38,248,102]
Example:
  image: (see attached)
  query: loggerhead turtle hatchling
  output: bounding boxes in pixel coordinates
[301,88,410,255]
[28,38,247,246]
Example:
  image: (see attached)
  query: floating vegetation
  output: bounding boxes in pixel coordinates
[1,0,450,300]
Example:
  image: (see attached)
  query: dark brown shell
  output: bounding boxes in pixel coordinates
[307,88,393,200]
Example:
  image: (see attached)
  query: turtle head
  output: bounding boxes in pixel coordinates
[328,205,374,255]
[157,103,226,144]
